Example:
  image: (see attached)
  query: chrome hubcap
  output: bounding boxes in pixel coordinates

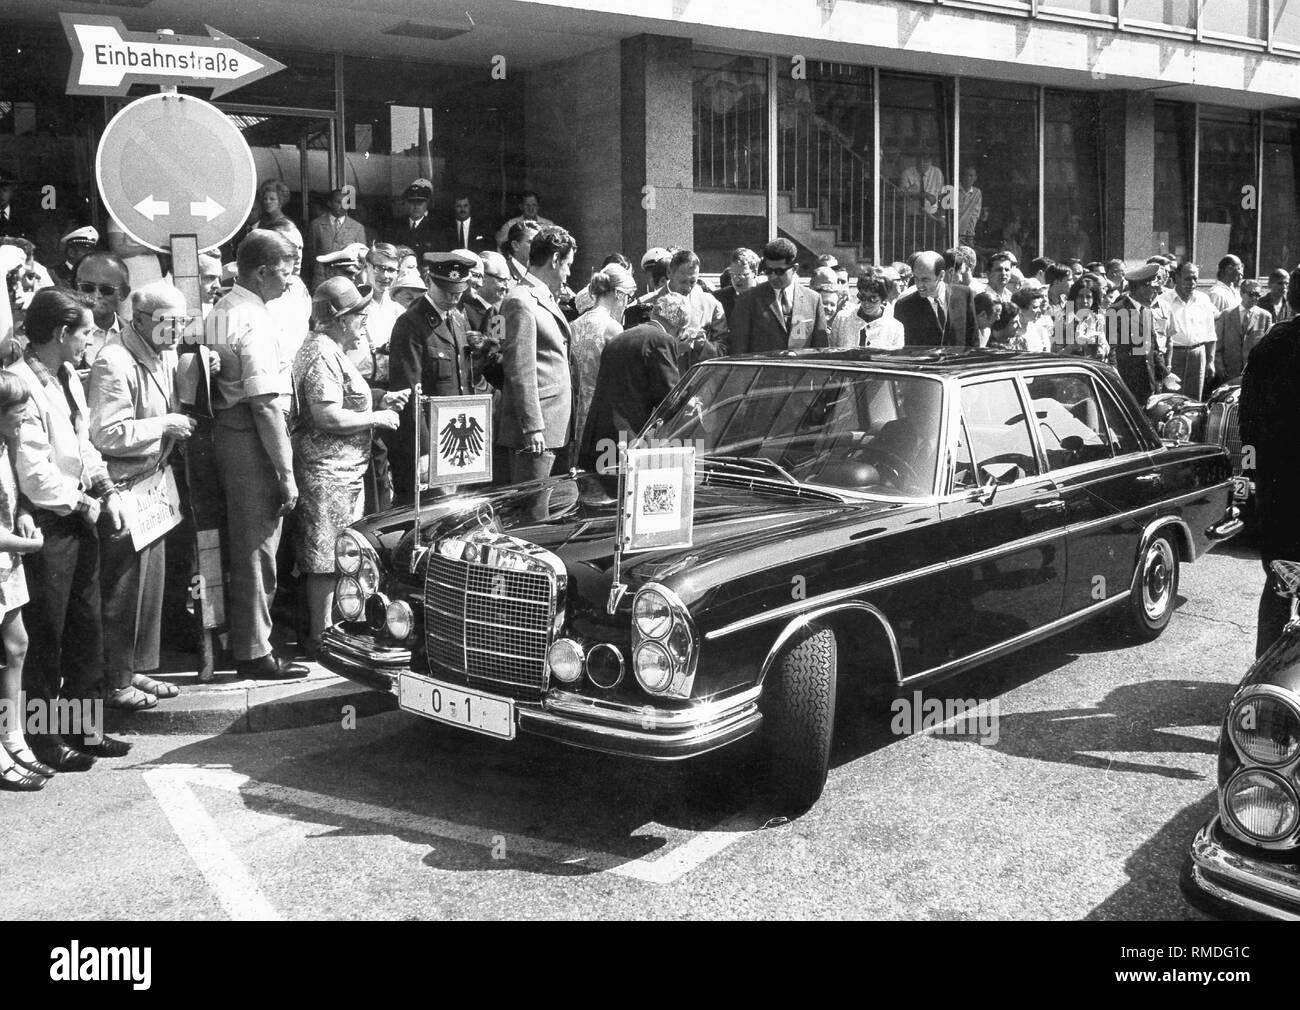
[1142,540,1175,620]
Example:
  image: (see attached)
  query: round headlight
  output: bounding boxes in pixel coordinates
[547,638,584,684]
[1161,414,1193,442]
[336,577,365,621]
[634,589,673,639]
[634,641,674,694]
[385,600,414,641]
[335,532,364,574]
[358,554,380,596]
[586,644,624,689]
[1224,770,1299,842]
[1230,694,1300,765]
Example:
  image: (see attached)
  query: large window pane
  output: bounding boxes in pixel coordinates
[1153,102,1194,260]
[0,23,105,268]
[220,47,336,110]
[1044,91,1103,265]
[1259,117,1300,274]
[880,73,953,265]
[343,55,524,254]
[693,52,768,272]
[1041,0,1115,16]
[1124,0,1195,29]
[1276,1,1300,47]
[777,62,872,271]
[1201,0,1266,40]
[959,78,1037,268]
[1197,107,1258,276]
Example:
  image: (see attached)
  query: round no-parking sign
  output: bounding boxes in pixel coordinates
[96,92,256,253]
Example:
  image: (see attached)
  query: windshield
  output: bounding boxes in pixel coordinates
[641,362,944,497]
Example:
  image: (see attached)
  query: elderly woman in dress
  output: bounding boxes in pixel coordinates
[291,277,409,652]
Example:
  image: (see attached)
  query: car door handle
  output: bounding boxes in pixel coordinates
[1136,474,1162,485]
[1030,500,1066,513]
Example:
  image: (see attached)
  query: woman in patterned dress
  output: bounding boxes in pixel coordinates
[569,264,636,448]
[292,278,409,652]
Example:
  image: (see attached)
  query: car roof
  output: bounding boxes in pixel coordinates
[716,347,1107,379]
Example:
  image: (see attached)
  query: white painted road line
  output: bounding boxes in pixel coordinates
[144,765,760,909]
[143,769,282,922]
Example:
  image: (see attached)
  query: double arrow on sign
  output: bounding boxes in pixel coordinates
[134,195,225,222]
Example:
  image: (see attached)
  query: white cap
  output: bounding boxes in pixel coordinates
[61,225,99,246]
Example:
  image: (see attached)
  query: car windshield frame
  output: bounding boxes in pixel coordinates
[638,359,950,501]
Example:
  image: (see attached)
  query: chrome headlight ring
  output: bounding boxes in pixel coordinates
[631,582,698,699]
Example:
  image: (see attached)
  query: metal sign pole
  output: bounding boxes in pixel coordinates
[608,439,629,615]
[410,382,422,574]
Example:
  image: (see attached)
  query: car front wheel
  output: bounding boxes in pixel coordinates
[1125,532,1179,641]
[764,625,837,813]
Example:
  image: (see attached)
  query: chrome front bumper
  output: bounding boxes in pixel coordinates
[1181,817,1300,921]
[318,625,763,760]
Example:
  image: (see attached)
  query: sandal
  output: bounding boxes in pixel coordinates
[0,763,46,791]
[4,744,55,777]
[131,673,180,699]
[105,686,157,711]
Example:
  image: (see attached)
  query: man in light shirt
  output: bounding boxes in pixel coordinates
[1159,261,1218,398]
[1207,254,1243,315]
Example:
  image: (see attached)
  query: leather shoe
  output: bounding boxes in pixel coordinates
[72,734,132,758]
[236,653,309,680]
[4,745,56,778]
[32,735,96,772]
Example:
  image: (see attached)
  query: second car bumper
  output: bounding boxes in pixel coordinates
[1180,816,1300,921]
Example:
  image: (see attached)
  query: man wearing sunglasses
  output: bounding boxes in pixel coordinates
[72,251,132,369]
[728,238,829,356]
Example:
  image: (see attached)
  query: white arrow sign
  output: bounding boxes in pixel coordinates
[133,195,171,221]
[61,14,286,99]
[190,196,225,221]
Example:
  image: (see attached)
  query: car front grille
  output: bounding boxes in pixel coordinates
[1206,401,1243,473]
[424,551,556,698]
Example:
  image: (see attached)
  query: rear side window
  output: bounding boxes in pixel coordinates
[1023,372,1112,470]
[1095,380,1143,456]
[958,379,1040,485]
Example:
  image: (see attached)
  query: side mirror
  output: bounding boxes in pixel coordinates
[973,471,999,505]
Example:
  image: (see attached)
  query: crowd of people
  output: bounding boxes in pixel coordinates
[1,172,1297,791]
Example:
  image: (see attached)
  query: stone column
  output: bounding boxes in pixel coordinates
[1102,90,1156,262]
[620,34,695,263]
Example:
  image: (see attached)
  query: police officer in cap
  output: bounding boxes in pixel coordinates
[1107,261,1176,404]
[53,226,99,288]
[315,243,369,284]
[386,250,478,498]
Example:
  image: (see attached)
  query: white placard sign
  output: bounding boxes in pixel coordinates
[120,466,183,552]
[426,394,493,488]
[623,446,695,553]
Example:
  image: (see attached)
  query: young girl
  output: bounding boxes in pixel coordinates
[0,371,48,790]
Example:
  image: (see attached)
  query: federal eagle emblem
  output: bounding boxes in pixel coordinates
[438,412,485,467]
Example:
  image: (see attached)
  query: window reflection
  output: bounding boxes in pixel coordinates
[880,73,953,264]
[1197,107,1257,276]
[1260,116,1300,272]
[1044,91,1103,265]
[1154,101,1194,260]
[961,79,1037,268]
[1124,0,1196,29]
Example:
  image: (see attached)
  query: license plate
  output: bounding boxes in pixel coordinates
[399,672,515,740]
[1230,476,1250,502]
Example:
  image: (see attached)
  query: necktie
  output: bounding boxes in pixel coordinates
[934,297,946,334]
[58,363,81,424]
[458,222,467,247]
[779,290,791,327]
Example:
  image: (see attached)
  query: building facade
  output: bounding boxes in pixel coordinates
[3,0,1300,281]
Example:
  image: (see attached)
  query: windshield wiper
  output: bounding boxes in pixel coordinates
[700,455,798,485]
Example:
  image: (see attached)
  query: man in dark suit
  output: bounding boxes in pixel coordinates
[440,196,493,253]
[386,250,478,500]
[308,189,367,289]
[387,180,438,266]
[580,292,690,467]
[728,238,829,355]
[893,250,977,347]
[498,226,576,513]
[1240,266,1300,656]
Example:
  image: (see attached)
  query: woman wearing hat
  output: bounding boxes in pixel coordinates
[570,264,636,445]
[291,277,410,652]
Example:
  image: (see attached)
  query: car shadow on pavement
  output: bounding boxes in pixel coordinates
[928,678,1234,781]
[1083,790,1217,920]
[145,714,765,879]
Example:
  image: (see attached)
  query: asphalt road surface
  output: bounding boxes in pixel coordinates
[3,537,1265,921]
